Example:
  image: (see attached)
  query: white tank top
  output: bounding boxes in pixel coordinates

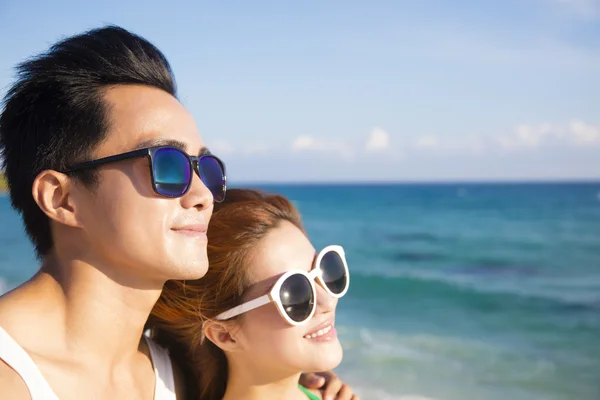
[0,326,176,400]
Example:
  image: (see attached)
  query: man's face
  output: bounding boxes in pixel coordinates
[71,85,214,283]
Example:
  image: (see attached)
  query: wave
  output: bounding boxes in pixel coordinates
[349,268,600,314]
[382,232,442,243]
[452,263,538,276]
[385,248,540,266]
[366,239,551,266]
[383,248,542,267]
[390,250,446,262]
[335,325,576,400]
[352,386,438,400]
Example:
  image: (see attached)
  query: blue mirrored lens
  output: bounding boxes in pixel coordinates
[198,156,226,202]
[153,148,191,197]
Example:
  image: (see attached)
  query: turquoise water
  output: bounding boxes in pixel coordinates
[1,183,600,399]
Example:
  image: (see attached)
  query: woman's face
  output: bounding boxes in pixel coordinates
[233,220,343,375]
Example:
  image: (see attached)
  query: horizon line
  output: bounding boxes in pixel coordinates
[229,178,600,186]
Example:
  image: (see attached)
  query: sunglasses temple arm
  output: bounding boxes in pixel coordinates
[214,295,271,320]
[65,149,148,173]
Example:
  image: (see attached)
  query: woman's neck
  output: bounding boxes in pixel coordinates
[222,367,307,400]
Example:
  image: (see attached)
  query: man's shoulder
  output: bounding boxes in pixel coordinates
[0,295,35,400]
[0,296,30,337]
[0,291,24,334]
[0,282,28,312]
[0,359,31,399]
[0,281,47,331]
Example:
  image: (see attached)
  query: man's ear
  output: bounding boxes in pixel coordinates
[203,320,243,353]
[31,170,83,228]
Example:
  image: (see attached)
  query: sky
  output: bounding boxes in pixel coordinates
[0,0,599,182]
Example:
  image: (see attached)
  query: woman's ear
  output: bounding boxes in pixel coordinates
[31,170,82,228]
[203,320,243,353]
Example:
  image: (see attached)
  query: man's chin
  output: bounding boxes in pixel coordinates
[176,258,209,281]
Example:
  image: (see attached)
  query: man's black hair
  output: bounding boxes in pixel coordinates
[0,25,177,257]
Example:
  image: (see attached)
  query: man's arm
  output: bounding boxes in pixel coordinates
[300,371,359,400]
[0,361,31,400]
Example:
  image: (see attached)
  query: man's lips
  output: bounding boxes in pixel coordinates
[171,224,208,236]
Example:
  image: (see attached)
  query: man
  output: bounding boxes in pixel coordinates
[0,26,356,399]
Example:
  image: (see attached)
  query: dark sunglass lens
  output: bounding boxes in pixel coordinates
[198,156,226,202]
[320,251,348,295]
[279,274,314,323]
[153,148,191,196]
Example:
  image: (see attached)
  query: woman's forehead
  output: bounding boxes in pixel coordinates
[246,222,315,289]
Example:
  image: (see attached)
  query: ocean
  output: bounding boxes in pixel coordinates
[1,182,600,400]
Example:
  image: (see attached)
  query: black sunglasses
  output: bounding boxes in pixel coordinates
[66,146,226,201]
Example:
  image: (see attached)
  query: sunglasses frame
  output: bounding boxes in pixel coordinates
[215,245,349,326]
[66,146,227,202]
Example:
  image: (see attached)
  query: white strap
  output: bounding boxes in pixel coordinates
[0,326,59,400]
[145,336,176,400]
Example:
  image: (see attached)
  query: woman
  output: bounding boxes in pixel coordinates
[149,188,354,400]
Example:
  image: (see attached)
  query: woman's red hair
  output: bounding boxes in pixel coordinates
[148,188,305,400]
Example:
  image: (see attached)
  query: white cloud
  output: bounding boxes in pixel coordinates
[495,120,600,150]
[499,123,555,148]
[291,135,354,159]
[414,135,439,149]
[365,127,390,152]
[410,135,486,157]
[291,136,315,151]
[569,120,600,144]
[210,120,599,166]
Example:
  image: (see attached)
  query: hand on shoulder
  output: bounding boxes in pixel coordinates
[299,371,360,400]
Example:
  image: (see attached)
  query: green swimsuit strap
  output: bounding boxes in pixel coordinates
[298,384,321,400]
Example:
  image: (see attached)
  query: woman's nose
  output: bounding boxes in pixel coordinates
[314,283,338,315]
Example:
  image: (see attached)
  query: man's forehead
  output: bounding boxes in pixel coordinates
[99,85,205,155]
[103,85,191,130]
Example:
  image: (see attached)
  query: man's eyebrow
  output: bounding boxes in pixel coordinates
[134,139,210,157]
[134,138,188,152]
[198,146,211,156]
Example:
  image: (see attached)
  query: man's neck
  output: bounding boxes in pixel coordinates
[0,252,164,368]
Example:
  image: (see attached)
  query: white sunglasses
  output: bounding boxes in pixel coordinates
[214,245,350,326]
